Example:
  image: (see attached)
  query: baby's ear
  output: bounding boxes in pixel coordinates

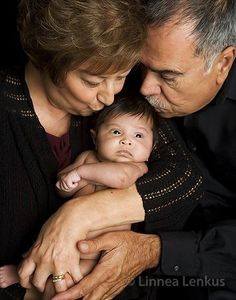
[90,129,97,145]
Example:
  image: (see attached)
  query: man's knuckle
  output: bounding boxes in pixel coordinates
[103,268,115,279]
[75,284,90,297]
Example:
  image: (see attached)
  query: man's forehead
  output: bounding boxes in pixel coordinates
[145,21,195,49]
[142,24,198,72]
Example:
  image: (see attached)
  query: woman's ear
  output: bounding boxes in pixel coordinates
[90,129,97,146]
[216,46,236,85]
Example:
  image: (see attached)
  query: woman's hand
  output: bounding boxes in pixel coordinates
[18,186,145,294]
[18,199,90,293]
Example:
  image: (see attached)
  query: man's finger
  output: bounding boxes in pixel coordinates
[78,232,118,254]
[83,284,114,300]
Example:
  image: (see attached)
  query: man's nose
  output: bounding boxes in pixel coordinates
[140,70,161,96]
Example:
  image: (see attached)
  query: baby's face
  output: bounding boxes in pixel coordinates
[95,114,154,163]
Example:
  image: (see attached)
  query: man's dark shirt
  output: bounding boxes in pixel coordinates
[158,61,236,289]
[180,61,236,229]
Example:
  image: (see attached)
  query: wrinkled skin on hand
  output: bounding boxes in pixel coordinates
[18,200,89,293]
[52,231,161,300]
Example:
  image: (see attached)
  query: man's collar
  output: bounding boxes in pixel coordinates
[214,60,236,104]
[223,60,236,101]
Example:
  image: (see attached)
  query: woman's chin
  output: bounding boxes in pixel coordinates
[79,110,94,117]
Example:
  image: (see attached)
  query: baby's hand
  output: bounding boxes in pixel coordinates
[56,170,81,191]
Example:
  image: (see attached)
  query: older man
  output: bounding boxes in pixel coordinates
[52,0,236,299]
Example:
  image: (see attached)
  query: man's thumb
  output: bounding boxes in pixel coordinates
[78,239,99,254]
[78,232,114,253]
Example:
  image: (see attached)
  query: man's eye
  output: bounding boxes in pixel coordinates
[161,75,175,82]
[135,133,143,138]
[160,74,177,86]
[111,129,121,135]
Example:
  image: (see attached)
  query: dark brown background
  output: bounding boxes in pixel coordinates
[0,0,25,67]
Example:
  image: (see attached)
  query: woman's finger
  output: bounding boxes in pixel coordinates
[31,263,52,292]
[52,273,68,293]
[18,258,36,289]
[65,272,75,289]
[51,262,112,300]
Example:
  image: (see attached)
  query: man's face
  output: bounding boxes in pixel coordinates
[141,22,222,118]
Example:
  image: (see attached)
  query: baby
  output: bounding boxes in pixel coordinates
[56,91,158,197]
[55,91,159,280]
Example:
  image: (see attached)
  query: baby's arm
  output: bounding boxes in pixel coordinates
[56,150,98,197]
[57,150,148,196]
[67,161,148,189]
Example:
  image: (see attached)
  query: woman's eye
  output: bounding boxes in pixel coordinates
[116,76,126,81]
[83,79,100,88]
[135,133,143,138]
[111,129,121,135]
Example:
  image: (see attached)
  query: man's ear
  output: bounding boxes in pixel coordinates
[90,129,97,145]
[216,46,236,85]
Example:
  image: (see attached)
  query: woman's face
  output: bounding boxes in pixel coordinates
[43,67,131,116]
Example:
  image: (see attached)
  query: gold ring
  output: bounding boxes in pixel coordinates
[52,274,65,283]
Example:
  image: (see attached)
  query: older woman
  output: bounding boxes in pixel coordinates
[0,0,145,299]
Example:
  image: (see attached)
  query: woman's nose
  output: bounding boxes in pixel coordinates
[97,84,115,106]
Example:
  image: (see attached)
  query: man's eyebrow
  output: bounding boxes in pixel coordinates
[148,66,184,76]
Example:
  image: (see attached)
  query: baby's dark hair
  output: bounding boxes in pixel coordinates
[94,90,159,146]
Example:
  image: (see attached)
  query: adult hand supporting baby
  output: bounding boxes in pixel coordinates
[18,185,145,293]
[52,231,161,300]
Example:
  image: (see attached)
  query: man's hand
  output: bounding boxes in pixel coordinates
[52,231,161,300]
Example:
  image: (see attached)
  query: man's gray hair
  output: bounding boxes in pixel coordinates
[145,0,236,69]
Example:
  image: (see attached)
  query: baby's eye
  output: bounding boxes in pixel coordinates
[111,129,121,135]
[135,133,143,138]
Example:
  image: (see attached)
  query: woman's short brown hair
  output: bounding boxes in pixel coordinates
[17,0,146,84]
